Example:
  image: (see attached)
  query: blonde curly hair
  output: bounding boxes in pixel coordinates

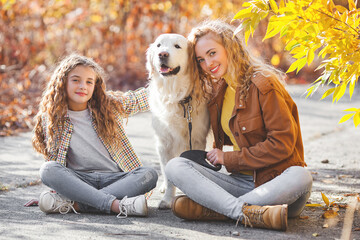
[188,19,285,100]
[32,54,125,158]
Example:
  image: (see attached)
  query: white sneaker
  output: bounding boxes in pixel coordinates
[117,195,148,218]
[39,191,78,214]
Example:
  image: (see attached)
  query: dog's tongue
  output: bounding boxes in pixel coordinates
[160,66,172,73]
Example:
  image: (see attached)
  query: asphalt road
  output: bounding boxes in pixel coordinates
[0,84,359,240]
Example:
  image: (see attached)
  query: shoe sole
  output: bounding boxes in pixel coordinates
[280,204,288,231]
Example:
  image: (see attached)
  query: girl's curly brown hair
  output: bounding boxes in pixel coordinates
[32,54,125,158]
[188,19,285,100]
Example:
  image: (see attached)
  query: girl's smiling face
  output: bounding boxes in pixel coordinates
[195,34,228,80]
[66,65,96,111]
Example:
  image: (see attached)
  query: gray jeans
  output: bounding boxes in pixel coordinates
[40,161,158,214]
[165,157,312,220]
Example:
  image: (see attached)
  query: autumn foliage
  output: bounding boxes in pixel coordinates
[233,0,360,126]
[0,0,323,136]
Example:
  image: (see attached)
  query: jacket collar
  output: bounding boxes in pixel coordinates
[208,78,247,110]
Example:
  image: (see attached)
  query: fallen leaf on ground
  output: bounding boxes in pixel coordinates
[312,233,319,237]
[299,215,309,219]
[306,203,323,207]
[354,228,360,231]
[321,179,334,184]
[323,223,328,228]
[338,175,353,179]
[321,192,330,206]
[344,193,358,197]
[322,209,338,219]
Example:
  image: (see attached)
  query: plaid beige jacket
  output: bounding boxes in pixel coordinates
[42,88,149,172]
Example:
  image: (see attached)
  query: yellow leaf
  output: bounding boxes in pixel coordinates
[263,25,281,40]
[320,88,335,100]
[288,54,307,73]
[305,203,323,207]
[269,0,279,13]
[307,48,315,66]
[318,45,330,59]
[287,60,299,73]
[343,108,360,112]
[305,85,315,98]
[349,81,355,99]
[245,29,251,45]
[334,83,347,102]
[321,192,330,207]
[336,5,348,13]
[233,7,253,20]
[348,0,356,11]
[279,0,285,8]
[250,13,261,32]
[338,113,355,124]
[293,50,307,59]
[354,112,360,127]
[242,2,252,7]
[285,40,299,51]
[296,57,307,73]
[341,12,348,23]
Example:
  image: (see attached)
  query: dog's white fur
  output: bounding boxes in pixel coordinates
[147,34,210,209]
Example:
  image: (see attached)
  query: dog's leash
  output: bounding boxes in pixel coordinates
[179,95,193,150]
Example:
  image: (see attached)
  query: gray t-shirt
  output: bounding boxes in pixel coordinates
[67,109,121,172]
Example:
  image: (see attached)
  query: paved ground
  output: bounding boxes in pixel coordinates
[0,85,359,240]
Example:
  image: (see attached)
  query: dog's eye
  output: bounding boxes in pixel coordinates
[174,44,181,49]
[157,44,161,47]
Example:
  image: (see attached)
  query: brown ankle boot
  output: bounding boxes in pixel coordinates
[240,203,288,231]
[172,195,230,221]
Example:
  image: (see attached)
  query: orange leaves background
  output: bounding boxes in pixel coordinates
[0,0,318,136]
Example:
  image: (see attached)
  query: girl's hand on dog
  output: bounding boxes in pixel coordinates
[207,149,224,166]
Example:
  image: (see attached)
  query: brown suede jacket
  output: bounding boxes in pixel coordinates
[208,73,306,187]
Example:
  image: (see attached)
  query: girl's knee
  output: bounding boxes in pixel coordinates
[39,161,63,183]
[289,166,313,187]
[147,167,158,184]
[165,157,186,177]
[137,166,158,186]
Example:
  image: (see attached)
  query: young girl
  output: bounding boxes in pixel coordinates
[32,54,158,218]
[165,20,313,231]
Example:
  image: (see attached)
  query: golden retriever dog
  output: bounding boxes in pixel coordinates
[146,34,210,209]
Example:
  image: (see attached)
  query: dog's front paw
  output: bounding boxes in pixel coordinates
[159,182,166,193]
[158,199,172,209]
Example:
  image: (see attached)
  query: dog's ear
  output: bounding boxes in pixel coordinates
[146,43,155,78]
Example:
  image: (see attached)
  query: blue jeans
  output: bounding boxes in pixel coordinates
[40,161,158,214]
[165,157,312,219]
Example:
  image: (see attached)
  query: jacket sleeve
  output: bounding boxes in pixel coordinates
[223,87,299,171]
[118,87,150,116]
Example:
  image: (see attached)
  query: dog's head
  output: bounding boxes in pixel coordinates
[146,34,189,80]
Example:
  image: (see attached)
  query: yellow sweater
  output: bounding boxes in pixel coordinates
[221,84,252,175]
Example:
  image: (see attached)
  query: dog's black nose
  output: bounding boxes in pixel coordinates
[159,51,169,59]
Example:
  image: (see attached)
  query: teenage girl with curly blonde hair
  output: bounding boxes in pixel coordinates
[33,54,157,218]
[166,19,313,231]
